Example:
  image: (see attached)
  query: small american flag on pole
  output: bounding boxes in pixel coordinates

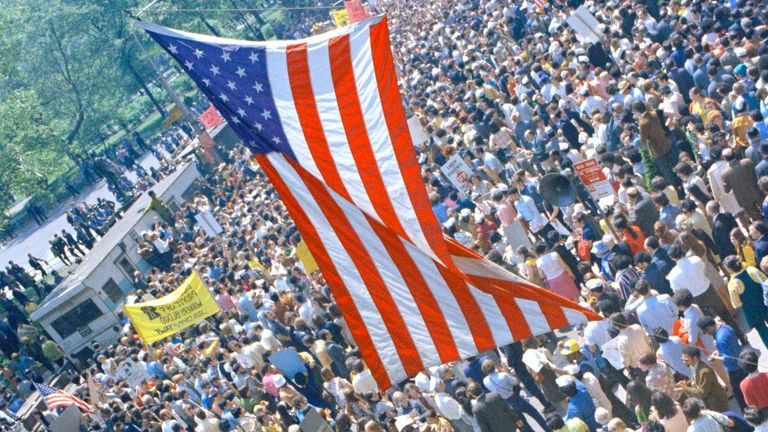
[140,17,599,389]
[34,383,94,414]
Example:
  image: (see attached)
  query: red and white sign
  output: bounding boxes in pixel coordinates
[198,105,224,130]
[344,0,370,23]
[574,158,613,200]
[441,153,474,198]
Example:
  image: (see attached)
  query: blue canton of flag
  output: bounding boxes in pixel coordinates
[147,29,294,158]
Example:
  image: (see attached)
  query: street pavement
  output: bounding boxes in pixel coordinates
[0,155,160,271]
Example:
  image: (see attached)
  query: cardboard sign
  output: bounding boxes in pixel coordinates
[566,6,602,44]
[574,158,613,200]
[441,153,474,197]
[162,105,183,127]
[195,210,223,238]
[407,116,430,146]
[344,0,370,23]
[116,358,152,388]
[50,405,82,432]
[296,239,318,274]
[300,408,334,432]
[268,348,307,380]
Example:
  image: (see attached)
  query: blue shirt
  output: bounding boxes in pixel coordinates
[146,361,166,379]
[659,204,680,228]
[432,202,449,225]
[566,381,600,431]
[714,325,742,371]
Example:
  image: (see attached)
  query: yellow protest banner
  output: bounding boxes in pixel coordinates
[332,9,350,28]
[296,239,318,274]
[124,271,220,344]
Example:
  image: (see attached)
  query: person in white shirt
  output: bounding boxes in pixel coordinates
[626,280,677,334]
[667,244,724,316]
[611,313,653,373]
[481,359,518,400]
[682,398,733,432]
[432,377,473,432]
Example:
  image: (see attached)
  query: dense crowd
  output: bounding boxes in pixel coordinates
[3,0,768,431]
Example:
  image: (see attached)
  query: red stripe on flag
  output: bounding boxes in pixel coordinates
[255,153,392,388]
[283,153,425,377]
[445,238,482,258]
[285,43,353,202]
[326,34,408,240]
[368,19,453,267]
[434,266,496,353]
[364,213,460,364]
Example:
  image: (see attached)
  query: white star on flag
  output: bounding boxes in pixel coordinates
[221,51,231,62]
[244,95,254,105]
[237,108,246,117]
[271,136,281,144]
[210,65,220,75]
[184,60,193,70]
[219,93,229,102]
[248,51,259,63]
[261,109,272,120]
[193,48,204,59]
[168,44,178,54]
[227,81,237,90]
[253,81,264,93]
[235,66,246,78]
[254,122,263,132]
[202,78,211,86]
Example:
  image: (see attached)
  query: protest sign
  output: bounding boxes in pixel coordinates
[407,116,429,146]
[566,6,602,44]
[344,0,370,23]
[198,105,224,129]
[195,210,223,237]
[116,358,151,387]
[268,347,307,380]
[50,405,82,432]
[296,239,318,274]
[573,158,613,201]
[124,271,220,344]
[300,408,334,432]
[332,9,351,28]
[440,153,474,197]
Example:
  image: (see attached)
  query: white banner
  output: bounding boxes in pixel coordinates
[566,6,602,44]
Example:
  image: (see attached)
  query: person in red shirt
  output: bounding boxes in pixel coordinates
[613,215,646,255]
[475,213,499,253]
[739,349,768,409]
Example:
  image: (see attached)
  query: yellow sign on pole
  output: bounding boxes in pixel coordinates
[162,105,183,126]
[124,271,220,344]
[332,9,351,28]
[296,239,318,274]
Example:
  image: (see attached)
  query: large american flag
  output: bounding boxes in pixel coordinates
[34,383,94,414]
[141,17,599,389]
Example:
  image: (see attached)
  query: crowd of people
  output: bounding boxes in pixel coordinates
[3,0,768,431]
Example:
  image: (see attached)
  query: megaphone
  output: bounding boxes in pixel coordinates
[538,173,577,207]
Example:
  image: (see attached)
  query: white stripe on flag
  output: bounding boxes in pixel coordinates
[466,284,514,347]
[265,47,322,179]
[267,152,406,383]
[399,238,479,359]
[305,39,382,225]
[515,299,552,336]
[347,26,438,263]
[321,174,442,369]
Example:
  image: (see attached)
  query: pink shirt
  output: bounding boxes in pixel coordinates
[216,293,236,311]
[497,201,517,227]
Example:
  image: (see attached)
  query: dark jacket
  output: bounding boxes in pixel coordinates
[711,212,738,259]
[642,249,673,295]
[472,392,519,432]
[630,196,660,236]
[722,158,763,210]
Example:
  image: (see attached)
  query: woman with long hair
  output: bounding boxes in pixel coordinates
[626,380,653,426]
[534,242,580,301]
[650,392,688,432]
[731,227,757,268]
[517,245,546,287]
[613,215,646,255]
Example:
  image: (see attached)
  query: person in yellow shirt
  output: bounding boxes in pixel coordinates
[731,228,757,268]
[724,256,768,348]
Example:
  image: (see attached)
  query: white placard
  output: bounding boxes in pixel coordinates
[116,358,151,388]
[408,116,430,146]
[440,153,474,197]
[566,6,602,44]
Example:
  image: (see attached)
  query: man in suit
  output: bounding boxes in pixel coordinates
[468,382,520,432]
[722,148,764,221]
[634,101,677,186]
[675,346,729,412]
[706,201,738,259]
[627,187,660,237]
